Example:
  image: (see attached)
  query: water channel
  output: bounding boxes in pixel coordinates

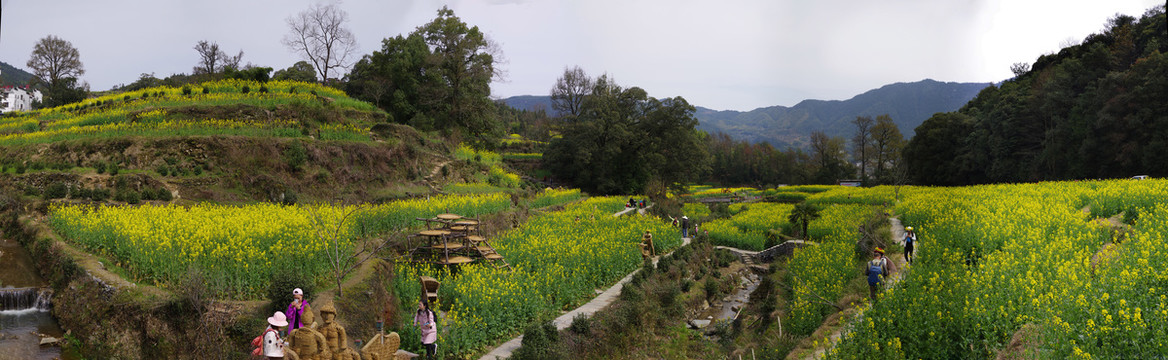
[0,235,74,360]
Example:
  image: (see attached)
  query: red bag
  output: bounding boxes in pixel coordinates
[251,328,277,357]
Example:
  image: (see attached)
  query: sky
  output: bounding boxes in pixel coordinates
[0,0,1162,111]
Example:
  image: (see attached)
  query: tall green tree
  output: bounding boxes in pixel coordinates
[345,6,504,145]
[545,75,709,194]
[415,6,503,144]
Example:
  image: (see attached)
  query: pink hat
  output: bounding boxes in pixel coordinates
[268,311,289,327]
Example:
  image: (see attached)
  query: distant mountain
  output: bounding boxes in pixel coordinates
[693,79,990,149]
[0,61,37,86]
[501,79,990,149]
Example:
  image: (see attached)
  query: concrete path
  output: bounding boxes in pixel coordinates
[613,204,651,217]
[478,235,691,360]
[805,217,910,360]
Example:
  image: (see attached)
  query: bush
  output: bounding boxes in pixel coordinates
[512,320,563,360]
[116,191,140,204]
[182,85,192,95]
[568,313,592,335]
[267,270,315,315]
[155,188,173,201]
[241,85,250,94]
[124,95,131,101]
[202,87,210,94]
[704,277,721,302]
[43,182,67,199]
[15,163,26,174]
[259,85,269,94]
[89,188,110,201]
[107,161,119,176]
[285,141,307,171]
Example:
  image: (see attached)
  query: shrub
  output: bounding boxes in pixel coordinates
[89,188,110,201]
[155,164,169,176]
[241,85,250,94]
[285,141,307,171]
[43,182,68,199]
[155,188,173,202]
[267,270,315,315]
[182,85,192,95]
[77,187,92,199]
[30,162,44,171]
[124,95,131,101]
[15,163,26,174]
[107,161,119,176]
[141,93,149,99]
[117,191,140,204]
[704,277,721,302]
[202,87,210,94]
[259,85,269,94]
[512,320,563,360]
[568,313,592,335]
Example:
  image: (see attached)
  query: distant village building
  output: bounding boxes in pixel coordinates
[1,85,43,113]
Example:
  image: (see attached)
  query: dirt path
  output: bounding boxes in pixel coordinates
[798,217,910,360]
[478,235,692,360]
[614,204,652,217]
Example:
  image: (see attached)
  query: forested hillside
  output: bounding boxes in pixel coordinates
[0,61,37,86]
[694,79,989,148]
[905,7,1167,185]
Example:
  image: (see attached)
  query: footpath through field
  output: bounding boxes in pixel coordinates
[478,234,690,360]
[801,217,911,360]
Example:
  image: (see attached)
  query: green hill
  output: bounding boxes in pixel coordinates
[905,6,1167,185]
[0,79,454,203]
[0,61,37,86]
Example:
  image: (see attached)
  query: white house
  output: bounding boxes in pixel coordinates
[0,86,43,113]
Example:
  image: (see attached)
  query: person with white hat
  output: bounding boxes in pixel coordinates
[680,216,690,238]
[285,288,312,335]
[264,311,288,359]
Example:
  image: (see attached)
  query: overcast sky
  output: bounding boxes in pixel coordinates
[0,0,1161,111]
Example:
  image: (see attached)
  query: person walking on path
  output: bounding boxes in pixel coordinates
[866,248,889,301]
[285,288,311,335]
[414,299,439,358]
[903,226,917,264]
[263,311,288,359]
[681,216,690,238]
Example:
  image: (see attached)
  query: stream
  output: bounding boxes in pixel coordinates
[0,236,73,360]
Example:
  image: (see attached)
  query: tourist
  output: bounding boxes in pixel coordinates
[263,311,288,359]
[866,248,889,301]
[414,299,438,358]
[904,226,917,264]
[285,288,311,335]
[680,216,690,237]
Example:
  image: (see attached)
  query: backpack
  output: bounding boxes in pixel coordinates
[251,328,277,358]
[905,233,914,244]
[867,259,885,286]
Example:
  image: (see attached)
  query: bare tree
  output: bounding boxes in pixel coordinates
[194,40,244,74]
[870,114,905,182]
[27,35,84,86]
[305,204,391,299]
[550,65,592,118]
[851,115,874,180]
[283,2,358,82]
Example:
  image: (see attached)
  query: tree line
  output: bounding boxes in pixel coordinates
[904,6,1167,185]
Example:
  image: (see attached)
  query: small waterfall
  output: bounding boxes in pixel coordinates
[0,287,52,312]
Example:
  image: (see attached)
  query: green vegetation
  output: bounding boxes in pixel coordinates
[906,8,1168,184]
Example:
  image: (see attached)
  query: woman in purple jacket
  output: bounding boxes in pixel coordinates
[285,288,310,335]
